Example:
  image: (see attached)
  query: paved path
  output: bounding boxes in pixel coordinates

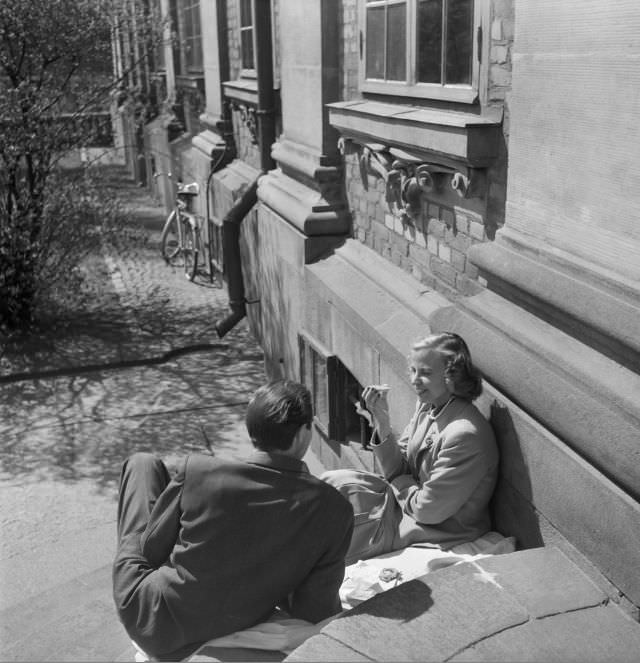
[0,169,281,661]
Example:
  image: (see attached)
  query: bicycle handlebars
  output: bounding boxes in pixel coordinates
[153,171,199,196]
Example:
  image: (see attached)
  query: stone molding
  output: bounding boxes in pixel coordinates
[271,138,342,185]
[469,226,640,373]
[222,78,258,105]
[342,138,487,228]
[257,167,349,237]
[191,129,228,162]
[257,138,350,237]
[328,100,502,167]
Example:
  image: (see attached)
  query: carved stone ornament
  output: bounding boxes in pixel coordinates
[339,139,484,225]
[231,101,258,145]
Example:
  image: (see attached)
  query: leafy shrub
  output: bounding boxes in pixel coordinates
[0,0,163,330]
[0,167,127,330]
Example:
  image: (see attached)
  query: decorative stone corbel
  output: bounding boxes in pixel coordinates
[230,101,258,145]
[351,141,455,224]
[450,168,487,199]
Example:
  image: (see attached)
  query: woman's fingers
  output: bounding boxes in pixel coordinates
[363,385,389,414]
[354,402,373,426]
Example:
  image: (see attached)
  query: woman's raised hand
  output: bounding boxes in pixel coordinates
[362,385,391,435]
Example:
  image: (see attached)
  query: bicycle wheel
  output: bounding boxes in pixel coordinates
[182,217,199,282]
[160,210,181,264]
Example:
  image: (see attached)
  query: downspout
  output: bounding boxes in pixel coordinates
[214,180,259,337]
[215,0,276,337]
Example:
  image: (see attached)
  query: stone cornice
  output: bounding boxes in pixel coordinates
[328,100,502,168]
[257,168,350,237]
[469,227,640,373]
[271,139,342,184]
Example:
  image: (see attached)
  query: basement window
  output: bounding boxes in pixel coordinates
[298,332,373,448]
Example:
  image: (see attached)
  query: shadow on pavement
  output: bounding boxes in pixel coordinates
[0,169,266,490]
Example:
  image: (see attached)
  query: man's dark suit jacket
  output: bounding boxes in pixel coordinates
[113,452,354,660]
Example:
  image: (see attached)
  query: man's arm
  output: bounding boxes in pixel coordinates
[140,459,186,567]
[287,502,354,623]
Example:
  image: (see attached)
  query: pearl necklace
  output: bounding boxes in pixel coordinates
[426,396,456,421]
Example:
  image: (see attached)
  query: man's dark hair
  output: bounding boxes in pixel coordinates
[245,380,313,451]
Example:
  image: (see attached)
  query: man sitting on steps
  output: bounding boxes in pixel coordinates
[112,379,354,661]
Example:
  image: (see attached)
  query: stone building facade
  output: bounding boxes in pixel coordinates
[129,0,640,620]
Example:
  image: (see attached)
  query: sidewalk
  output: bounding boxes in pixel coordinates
[0,167,281,661]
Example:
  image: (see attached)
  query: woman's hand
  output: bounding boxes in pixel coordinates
[362,385,391,438]
[353,399,373,427]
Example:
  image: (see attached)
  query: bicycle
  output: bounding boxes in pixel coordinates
[155,172,223,286]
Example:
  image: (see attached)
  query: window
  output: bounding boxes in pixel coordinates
[361,0,481,102]
[299,333,335,437]
[299,333,373,447]
[239,0,255,72]
[180,0,203,72]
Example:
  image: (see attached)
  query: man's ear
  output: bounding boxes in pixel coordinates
[291,423,312,458]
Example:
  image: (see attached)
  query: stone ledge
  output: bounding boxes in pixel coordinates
[286,547,640,662]
[257,168,350,237]
[222,78,258,106]
[469,227,640,372]
[191,129,227,162]
[328,100,502,167]
[479,378,640,614]
[271,139,342,183]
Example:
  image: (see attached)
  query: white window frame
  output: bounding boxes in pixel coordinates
[359,0,483,103]
[238,0,256,77]
[179,0,203,74]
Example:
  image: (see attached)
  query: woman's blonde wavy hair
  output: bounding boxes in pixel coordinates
[411,332,483,400]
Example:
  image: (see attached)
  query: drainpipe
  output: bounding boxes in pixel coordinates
[215,0,276,337]
[252,0,276,173]
[214,179,258,337]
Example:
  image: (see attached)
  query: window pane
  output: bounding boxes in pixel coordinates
[417,0,443,83]
[190,38,203,70]
[311,349,329,425]
[366,6,385,79]
[187,6,194,37]
[446,0,473,84]
[386,3,406,80]
[241,29,254,69]
[240,0,252,28]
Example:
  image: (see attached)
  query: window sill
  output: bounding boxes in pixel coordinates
[223,78,258,106]
[175,74,204,90]
[362,80,478,104]
[327,100,501,168]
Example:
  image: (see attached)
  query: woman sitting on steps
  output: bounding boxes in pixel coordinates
[323,332,499,565]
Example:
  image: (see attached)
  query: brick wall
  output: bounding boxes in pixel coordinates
[337,0,513,299]
[485,0,514,233]
[343,143,489,300]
